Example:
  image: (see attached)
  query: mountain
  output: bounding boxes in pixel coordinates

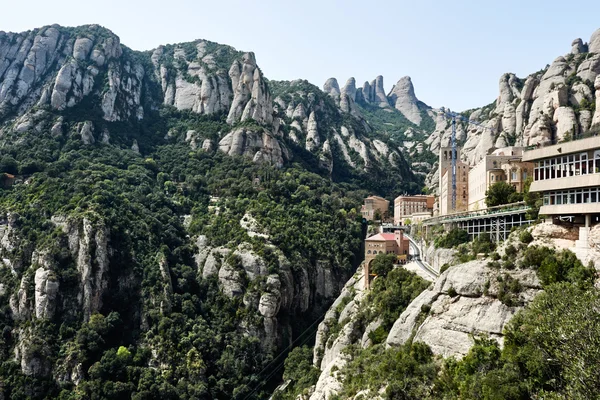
[2,22,600,400]
[0,24,430,399]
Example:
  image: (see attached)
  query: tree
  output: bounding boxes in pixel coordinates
[522,177,542,220]
[370,253,396,277]
[485,181,516,207]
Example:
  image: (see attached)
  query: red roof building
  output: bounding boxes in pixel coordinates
[363,230,410,289]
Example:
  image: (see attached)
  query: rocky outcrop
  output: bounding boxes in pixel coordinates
[196,238,345,355]
[571,38,587,55]
[361,75,389,107]
[218,127,286,167]
[589,28,600,54]
[386,261,541,357]
[52,216,110,321]
[593,76,600,126]
[34,267,59,319]
[309,270,366,400]
[227,53,273,125]
[306,111,320,151]
[388,76,422,125]
[323,78,341,105]
[339,78,358,116]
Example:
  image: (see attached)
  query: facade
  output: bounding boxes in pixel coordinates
[404,211,432,225]
[364,230,410,288]
[361,195,390,221]
[467,147,533,210]
[393,195,435,225]
[523,136,600,248]
[439,157,469,215]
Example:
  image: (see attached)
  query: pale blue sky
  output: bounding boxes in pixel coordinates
[2,0,599,111]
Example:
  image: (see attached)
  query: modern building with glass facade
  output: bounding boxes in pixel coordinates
[522,135,600,247]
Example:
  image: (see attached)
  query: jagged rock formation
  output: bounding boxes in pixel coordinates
[339,77,358,116]
[360,75,390,108]
[386,260,541,357]
[218,127,287,167]
[195,235,344,353]
[388,76,422,125]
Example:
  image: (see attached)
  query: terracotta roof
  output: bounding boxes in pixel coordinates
[366,233,396,241]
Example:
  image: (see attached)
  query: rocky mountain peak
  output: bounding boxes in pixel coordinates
[388,76,422,125]
[589,28,600,53]
[323,77,341,100]
[571,38,587,55]
[340,77,358,115]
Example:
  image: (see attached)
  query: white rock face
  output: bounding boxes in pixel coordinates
[306,111,320,151]
[553,106,578,141]
[309,270,365,400]
[218,127,286,167]
[386,260,541,358]
[388,76,421,125]
[79,121,95,145]
[0,25,144,121]
[54,216,110,321]
[34,267,59,319]
[226,52,273,125]
[589,28,600,54]
[571,38,586,54]
[323,77,341,105]
[593,76,600,126]
[339,77,359,116]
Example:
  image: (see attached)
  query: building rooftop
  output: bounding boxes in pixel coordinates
[366,233,397,241]
[365,195,388,201]
[523,136,600,161]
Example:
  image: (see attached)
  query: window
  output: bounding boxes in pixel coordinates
[511,170,517,180]
[523,170,528,180]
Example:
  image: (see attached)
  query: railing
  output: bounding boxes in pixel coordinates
[423,201,530,225]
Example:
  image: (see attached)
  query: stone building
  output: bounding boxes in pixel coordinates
[363,231,410,288]
[393,195,435,225]
[439,146,469,215]
[361,195,390,221]
[467,147,533,211]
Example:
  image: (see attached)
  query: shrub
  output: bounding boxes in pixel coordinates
[519,230,533,244]
[447,287,458,297]
[435,228,470,249]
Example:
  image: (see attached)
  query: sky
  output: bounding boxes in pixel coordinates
[2,0,599,111]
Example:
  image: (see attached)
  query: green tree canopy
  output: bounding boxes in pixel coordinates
[485,181,517,207]
[370,253,397,277]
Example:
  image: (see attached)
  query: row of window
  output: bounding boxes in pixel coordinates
[542,187,600,206]
[534,152,600,181]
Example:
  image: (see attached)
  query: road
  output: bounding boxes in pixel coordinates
[404,233,439,279]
